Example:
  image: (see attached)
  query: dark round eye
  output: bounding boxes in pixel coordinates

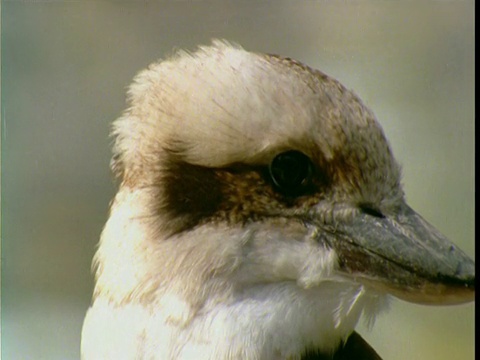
[269,150,314,196]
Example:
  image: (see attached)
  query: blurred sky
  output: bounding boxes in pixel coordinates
[2,1,474,360]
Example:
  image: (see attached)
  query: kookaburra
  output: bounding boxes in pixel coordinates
[82,41,475,360]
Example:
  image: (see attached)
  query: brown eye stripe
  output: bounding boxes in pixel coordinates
[160,153,331,236]
[161,156,225,235]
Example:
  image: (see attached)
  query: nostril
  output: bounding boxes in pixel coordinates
[359,204,385,218]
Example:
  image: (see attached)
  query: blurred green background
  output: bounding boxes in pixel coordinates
[2,1,474,359]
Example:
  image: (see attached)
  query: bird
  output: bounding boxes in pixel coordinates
[81,40,475,360]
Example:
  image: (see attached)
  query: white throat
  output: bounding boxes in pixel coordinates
[84,261,386,359]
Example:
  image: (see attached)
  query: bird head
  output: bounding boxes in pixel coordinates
[86,40,474,359]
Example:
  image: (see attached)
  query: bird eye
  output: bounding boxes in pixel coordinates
[269,150,313,196]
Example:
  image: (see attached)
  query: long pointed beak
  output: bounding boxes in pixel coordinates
[330,204,475,305]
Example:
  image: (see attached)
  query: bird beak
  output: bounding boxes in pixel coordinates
[330,204,475,305]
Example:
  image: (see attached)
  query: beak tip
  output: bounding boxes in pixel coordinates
[457,260,475,278]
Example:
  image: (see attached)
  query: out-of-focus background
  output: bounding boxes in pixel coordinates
[2,2,474,359]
